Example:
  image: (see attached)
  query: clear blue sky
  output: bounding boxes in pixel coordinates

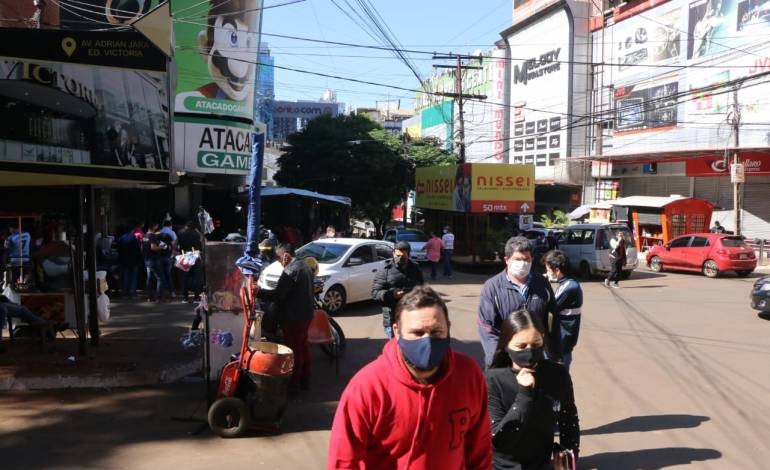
[261,0,512,110]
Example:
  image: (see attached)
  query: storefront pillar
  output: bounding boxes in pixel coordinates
[84,186,100,346]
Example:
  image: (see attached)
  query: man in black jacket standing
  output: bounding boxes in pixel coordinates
[372,241,424,338]
[258,243,315,392]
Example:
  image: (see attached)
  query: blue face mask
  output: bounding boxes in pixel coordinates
[397,336,450,371]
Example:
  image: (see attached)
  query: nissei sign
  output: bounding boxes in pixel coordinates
[176,117,256,174]
[471,163,535,213]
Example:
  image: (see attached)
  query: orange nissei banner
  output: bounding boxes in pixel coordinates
[470,163,535,213]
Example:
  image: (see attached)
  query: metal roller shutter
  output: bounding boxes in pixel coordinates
[693,177,733,210]
[666,177,691,197]
[741,177,770,240]
[621,177,688,197]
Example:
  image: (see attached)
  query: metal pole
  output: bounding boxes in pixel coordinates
[456,57,466,163]
[732,88,742,237]
[84,185,100,346]
[402,135,408,229]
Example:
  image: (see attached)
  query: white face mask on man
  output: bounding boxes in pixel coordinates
[507,259,532,280]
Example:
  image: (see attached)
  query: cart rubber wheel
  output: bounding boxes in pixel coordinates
[736,270,752,277]
[323,285,346,314]
[579,261,592,280]
[320,317,347,359]
[649,256,663,273]
[703,259,719,278]
[208,397,250,438]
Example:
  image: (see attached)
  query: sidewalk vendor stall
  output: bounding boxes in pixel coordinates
[609,196,714,252]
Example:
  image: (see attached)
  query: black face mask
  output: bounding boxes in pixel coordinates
[394,255,407,268]
[508,346,544,369]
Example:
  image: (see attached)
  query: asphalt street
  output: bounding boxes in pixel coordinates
[1,267,769,470]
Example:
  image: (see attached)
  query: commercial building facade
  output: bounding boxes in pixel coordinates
[588,0,770,238]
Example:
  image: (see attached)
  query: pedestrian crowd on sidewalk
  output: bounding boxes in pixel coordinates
[116,217,205,304]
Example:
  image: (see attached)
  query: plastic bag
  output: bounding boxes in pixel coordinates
[2,284,20,304]
[175,251,201,272]
[97,292,110,322]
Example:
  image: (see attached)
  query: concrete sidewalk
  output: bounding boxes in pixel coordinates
[0,299,204,391]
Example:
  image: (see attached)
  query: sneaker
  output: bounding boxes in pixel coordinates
[604,279,610,287]
[611,283,620,288]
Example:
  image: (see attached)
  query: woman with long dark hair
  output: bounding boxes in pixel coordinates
[486,309,580,470]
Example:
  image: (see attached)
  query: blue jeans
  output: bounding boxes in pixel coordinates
[155,257,172,299]
[428,260,438,280]
[442,249,453,276]
[557,314,581,371]
[145,261,157,299]
[145,258,171,300]
[121,266,138,299]
[180,263,202,300]
[0,302,45,340]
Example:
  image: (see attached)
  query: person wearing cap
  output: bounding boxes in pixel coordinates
[371,240,424,338]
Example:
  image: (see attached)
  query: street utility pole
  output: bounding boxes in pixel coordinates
[728,86,742,236]
[432,54,488,163]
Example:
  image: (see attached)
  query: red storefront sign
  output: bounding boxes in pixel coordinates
[685,153,770,177]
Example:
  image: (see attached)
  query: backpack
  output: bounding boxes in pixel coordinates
[118,232,142,264]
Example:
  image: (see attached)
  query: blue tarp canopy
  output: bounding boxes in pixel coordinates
[260,187,352,206]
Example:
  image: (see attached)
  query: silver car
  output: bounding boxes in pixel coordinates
[557,223,639,279]
[383,228,429,263]
[257,238,394,314]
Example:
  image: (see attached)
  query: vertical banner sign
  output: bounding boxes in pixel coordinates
[245,128,265,256]
[470,163,535,213]
[172,0,263,120]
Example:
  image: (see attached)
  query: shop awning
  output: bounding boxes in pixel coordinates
[610,195,686,208]
[259,187,352,206]
[568,205,591,220]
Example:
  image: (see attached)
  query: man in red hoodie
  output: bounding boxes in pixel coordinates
[328,286,492,469]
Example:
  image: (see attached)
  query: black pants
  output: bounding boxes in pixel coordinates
[607,258,624,283]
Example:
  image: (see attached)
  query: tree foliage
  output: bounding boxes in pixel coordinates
[540,209,571,227]
[275,115,455,235]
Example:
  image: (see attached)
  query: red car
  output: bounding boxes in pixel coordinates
[646,233,756,278]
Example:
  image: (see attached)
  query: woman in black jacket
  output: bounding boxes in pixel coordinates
[486,309,579,470]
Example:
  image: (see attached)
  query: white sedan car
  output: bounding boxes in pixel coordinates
[257,238,395,314]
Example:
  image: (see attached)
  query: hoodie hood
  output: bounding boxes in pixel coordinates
[382,338,455,390]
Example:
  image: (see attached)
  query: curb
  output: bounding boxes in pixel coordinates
[0,359,202,391]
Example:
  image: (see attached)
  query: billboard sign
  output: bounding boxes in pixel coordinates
[0,57,170,176]
[0,28,166,72]
[176,116,258,175]
[614,78,679,134]
[272,101,341,120]
[611,7,682,82]
[172,0,262,120]
[508,8,569,169]
[415,165,460,211]
[470,163,535,213]
[685,153,770,176]
[415,163,536,213]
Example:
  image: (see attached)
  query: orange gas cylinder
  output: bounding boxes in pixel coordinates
[243,341,294,376]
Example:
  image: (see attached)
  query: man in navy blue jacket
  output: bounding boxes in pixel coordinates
[477,236,559,367]
[544,250,583,371]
